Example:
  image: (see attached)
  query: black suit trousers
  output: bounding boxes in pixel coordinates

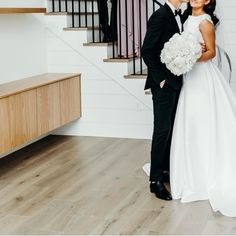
[150,84,180,182]
[97,0,117,40]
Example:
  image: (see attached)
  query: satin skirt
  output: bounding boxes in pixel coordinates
[170,60,236,217]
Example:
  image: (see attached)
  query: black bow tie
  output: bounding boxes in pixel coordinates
[175,9,182,16]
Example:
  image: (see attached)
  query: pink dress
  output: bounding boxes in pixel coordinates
[117,0,147,58]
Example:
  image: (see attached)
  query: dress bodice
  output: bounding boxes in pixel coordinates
[183,14,213,43]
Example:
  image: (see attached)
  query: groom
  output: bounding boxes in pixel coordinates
[141,0,189,201]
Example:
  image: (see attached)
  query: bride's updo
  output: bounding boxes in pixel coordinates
[184,0,220,27]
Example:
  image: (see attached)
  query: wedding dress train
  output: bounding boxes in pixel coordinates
[171,14,236,217]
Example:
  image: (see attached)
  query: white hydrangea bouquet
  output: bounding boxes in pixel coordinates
[160,32,202,76]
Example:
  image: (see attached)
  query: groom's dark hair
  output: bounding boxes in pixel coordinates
[185,0,220,27]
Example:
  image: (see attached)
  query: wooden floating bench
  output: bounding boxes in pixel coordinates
[0,73,81,155]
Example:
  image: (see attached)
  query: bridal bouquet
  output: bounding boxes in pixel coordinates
[160,32,202,76]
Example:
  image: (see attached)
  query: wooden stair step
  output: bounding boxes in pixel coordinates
[63,26,100,31]
[45,12,67,15]
[46,12,98,15]
[145,89,152,95]
[48,0,95,1]
[124,74,147,79]
[83,42,115,47]
[103,57,138,63]
[124,69,148,79]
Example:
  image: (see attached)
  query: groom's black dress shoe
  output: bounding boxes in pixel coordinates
[150,181,172,201]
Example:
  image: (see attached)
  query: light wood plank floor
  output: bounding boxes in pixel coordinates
[0,135,236,235]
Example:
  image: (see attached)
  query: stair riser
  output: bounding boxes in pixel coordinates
[48,1,98,13]
[87,29,103,43]
[67,14,99,27]
[86,29,117,43]
[127,58,147,75]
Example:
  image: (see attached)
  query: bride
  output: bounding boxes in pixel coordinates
[144,0,236,217]
[170,0,236,217]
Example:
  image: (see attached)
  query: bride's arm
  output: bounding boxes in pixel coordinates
[197,20,216,62]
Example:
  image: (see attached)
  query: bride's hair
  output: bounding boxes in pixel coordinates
[184,0,220,27]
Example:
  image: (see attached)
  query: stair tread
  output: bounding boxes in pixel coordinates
[47,11,98,15]
[83,42,116,46]
[45,12,68,15]
[63,26,100,31]
[103,57,139,63]
[48,0,95,0]
[124,74,147,79]
[124,69,148,79]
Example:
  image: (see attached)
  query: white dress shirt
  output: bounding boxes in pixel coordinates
[166,0,182,32]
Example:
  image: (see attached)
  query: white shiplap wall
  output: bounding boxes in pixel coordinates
[0,0,47,84]
[0,0,45,7]
[48,0,236,139]
[216,0,236,89]
[46,14,153,139]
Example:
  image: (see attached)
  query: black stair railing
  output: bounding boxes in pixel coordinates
[114,0,162,75]
[49,0,162,76]
[49,0,162,75]
[48,0,232,81]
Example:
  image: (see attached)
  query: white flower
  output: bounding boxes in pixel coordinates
[160,32,202,76]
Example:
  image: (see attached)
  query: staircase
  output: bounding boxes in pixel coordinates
[44,0,156,139]
[45,0,163,78]
[44,0,232,139]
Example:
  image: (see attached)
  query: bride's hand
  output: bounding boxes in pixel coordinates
[200,42,207,53]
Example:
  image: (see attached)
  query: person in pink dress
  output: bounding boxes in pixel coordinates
[117,0,147,58]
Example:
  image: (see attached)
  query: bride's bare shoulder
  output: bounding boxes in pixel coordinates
[199,18,215,34]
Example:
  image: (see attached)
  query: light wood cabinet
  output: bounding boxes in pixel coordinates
[0,73,81,155]
[37,83,61,136]
[9,90,38,148]
[60,77,81,125]
[0,98,11,153]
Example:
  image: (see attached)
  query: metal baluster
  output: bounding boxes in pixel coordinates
[52,0,55,12]
[78,0,81,27]
[59,0,61,12]
[146,0,148,23]
[92,0,95,42]
[112,0,116,58]
[125,0,128,59]
[118,0,122,58]
[98,0,102,42]
[139,0,143,75]
[85,0,88,28]
[65,0,68,12]
[72,0,75,27]
[132,0,136,74]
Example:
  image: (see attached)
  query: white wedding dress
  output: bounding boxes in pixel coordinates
[143,13,236,217]
[170,14,236,217]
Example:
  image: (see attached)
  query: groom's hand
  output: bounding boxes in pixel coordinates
[160,80,166,88]
[201,42,207,53]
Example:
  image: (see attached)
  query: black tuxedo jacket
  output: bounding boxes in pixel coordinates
[142,4,186,90]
